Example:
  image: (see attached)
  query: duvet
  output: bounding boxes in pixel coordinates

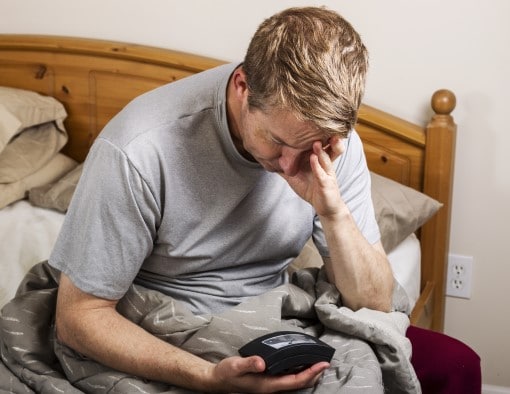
[0,262,420,393]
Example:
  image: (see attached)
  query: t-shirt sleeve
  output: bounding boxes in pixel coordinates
[312,130,380,257]
[49,138,160,299]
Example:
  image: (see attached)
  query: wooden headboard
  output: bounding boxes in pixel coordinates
[0,35,456,332]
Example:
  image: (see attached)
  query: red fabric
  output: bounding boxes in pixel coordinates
[407,325,481,394]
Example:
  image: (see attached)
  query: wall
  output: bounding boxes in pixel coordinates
[1,0,509,387]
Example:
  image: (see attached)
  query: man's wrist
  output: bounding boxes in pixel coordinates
[185,360,220,392]
[317,205,350,225]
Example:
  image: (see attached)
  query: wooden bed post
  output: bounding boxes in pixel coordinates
[420,89,457,332]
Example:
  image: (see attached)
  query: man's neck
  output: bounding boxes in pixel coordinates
[225,67,255,162]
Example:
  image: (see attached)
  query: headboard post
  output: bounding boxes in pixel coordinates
[420,89,457,331]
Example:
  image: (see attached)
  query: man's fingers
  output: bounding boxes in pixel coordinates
[328,136,344,160]
[319,136,344,162]
[235,356,266,375]
[216,357,329,393]
[311,142,333,178]
[274,362,330,389]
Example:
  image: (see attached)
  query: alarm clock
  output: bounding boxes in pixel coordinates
[238,331,335,375]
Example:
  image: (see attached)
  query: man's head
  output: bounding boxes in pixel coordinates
[243,6,369,139]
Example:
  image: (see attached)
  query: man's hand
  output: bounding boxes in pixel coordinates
[210,355,329,393]
[280,136,345,217]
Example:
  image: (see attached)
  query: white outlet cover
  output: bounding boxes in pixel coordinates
[446,254,473,299]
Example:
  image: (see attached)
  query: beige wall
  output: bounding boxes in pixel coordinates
[1,0,509,387]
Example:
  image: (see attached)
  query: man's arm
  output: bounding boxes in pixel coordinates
[281,139,394,311]
[55,273,329,392]
[320,222,393,312]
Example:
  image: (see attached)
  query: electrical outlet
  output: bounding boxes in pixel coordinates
[446,254,474,298]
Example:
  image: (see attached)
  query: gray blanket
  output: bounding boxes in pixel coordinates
[0,262,421,393]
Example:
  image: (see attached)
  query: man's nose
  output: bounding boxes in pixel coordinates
[278,147,305,176]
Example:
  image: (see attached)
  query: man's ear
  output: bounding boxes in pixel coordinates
[231,66,249,100]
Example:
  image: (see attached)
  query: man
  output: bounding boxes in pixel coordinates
[50,7,480,393]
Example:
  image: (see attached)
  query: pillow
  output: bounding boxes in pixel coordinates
[0,87,68,183]
[29,163,83,213]
[0,122,69,183]
[370,171,442,252]
[0,86,67,151]
[0,153,77,209]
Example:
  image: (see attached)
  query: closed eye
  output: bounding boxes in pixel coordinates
[269,135,286,146]
[269,132,329,151]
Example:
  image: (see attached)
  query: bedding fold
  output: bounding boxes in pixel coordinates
[0,262,420,393]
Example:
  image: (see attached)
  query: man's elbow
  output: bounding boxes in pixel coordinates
[54,306,78,349]
[53,274,107,353]
[376,280,394,312]
[347,297,392,313]
[345,281,394,312]
[370,280,394,312]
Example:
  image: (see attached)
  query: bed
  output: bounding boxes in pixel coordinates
[0,34,456,338]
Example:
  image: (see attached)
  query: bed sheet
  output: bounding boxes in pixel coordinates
[387,232,421,307]
[0,200,65,308]
[0,201,421,310]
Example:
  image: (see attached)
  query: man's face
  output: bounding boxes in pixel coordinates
[237,106,329,177]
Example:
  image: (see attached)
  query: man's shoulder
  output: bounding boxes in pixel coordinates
[97,63,238,149]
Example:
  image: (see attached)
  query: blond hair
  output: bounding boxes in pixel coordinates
[243,7,369,138]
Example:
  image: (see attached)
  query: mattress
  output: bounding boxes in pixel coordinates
[0,200,421,309]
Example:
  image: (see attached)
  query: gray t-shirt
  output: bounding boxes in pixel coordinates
[49,63,379,315]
